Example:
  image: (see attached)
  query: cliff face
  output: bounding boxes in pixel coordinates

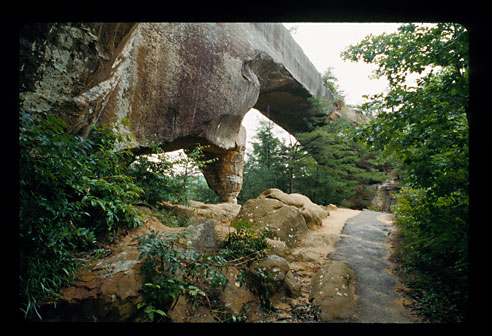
[20,22,339,202]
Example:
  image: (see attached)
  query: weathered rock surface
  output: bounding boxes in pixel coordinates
[370,178,401,212]
[249,254,291,294]
[233,198,309,247]
[184,219,216,255]
[157,200,241,240]
[40,198,363,322]
[258,188,329,229]
[327,100,370,126]
[20,22,339,202]
[308,259,357,322]
[46,209,177,321]
[187,200,241,224]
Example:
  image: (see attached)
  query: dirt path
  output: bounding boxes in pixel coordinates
[272,208,361,320]
[328,210,420,323]
[250,207,419,323]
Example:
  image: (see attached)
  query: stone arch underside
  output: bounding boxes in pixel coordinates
[19,22,337,203]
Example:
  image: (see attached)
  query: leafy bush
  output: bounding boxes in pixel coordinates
[19,110,144,319]
[135,229,228,322]
[127,144,218,206]
[135,218,275,321]
[392,186,468,321]
[218,220,275,310]
[218,219,271,262]
[343,23,469,321]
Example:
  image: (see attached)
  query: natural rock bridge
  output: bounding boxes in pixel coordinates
[20,22,365,202]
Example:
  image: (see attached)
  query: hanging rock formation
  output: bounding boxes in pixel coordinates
[20,22,342,202]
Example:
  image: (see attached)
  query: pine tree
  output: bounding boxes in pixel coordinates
[295,118,387,206]
[239,120,290,202]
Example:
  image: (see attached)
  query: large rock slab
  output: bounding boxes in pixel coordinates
[258,188,329,230]
[187,200,241,224]
[19,23,337,202]
[308,260,356,322]
[233,198,308,247]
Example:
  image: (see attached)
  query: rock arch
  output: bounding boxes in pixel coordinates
[20,22,350,203]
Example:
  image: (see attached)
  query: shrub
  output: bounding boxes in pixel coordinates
[218,219,271,262]
[392,186,468,321]
[19,110,144,319]
[135,219,274,321]
[135,229,228,322]
[127,144,218,206]
[218,220,274,310]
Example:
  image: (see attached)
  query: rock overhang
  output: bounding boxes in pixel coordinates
[19,22,338,202]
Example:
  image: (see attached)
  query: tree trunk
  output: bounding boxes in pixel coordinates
[289,166,294,194]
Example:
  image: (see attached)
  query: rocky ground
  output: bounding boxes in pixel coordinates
[271,208,361,322]
[255,208,420,323]
[45,189,420,323]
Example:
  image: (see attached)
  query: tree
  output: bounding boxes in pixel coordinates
[240,111,387,207]
[295,117,387,207]
[342,23,469,321]
[321,66,345,103]
[240,120,290,202]
[19,111,144,319]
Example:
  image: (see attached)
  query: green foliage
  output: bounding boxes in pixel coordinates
[239,120,291,202]
[135,229,228,322]
[19,110,145,319]
[321,66,345,103]
[295,116,387,207]
[392,187,468,321]
[127,144,218,206]
[218,219,272,261]
[342,23,469,321]
[186,175,223,204]
[135,222,273,321]
[218,220,274,311]
[240,109,387,207]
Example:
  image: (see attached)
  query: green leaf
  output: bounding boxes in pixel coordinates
[154,309,167,317]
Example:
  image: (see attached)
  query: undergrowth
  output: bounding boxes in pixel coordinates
[392,187,469,322]
[19,111,144,319]
[135,219,274,322]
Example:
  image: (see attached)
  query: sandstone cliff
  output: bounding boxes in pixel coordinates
[20,23,346,202]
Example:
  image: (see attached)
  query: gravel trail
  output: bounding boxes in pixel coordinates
[328,210,419,323]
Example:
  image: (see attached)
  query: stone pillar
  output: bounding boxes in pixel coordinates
[200,145,245,204]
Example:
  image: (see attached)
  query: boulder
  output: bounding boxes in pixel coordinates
[187,200,241,224]
[158,200,240,224]
[258,188,329,229]
[265,238,288,255]
[248,254,300,300]
[52,219,155,320]
[166,295,216,323]
[326,204,338,211]
[220,266,259,315]
[157,200,241,241]
[249,255,290,294]
[233,198,308,247]
[184,219,216,255]
[308,260,356,322]
[284,270,302,298]
[158,201,195,220]
[370,179,401,212]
